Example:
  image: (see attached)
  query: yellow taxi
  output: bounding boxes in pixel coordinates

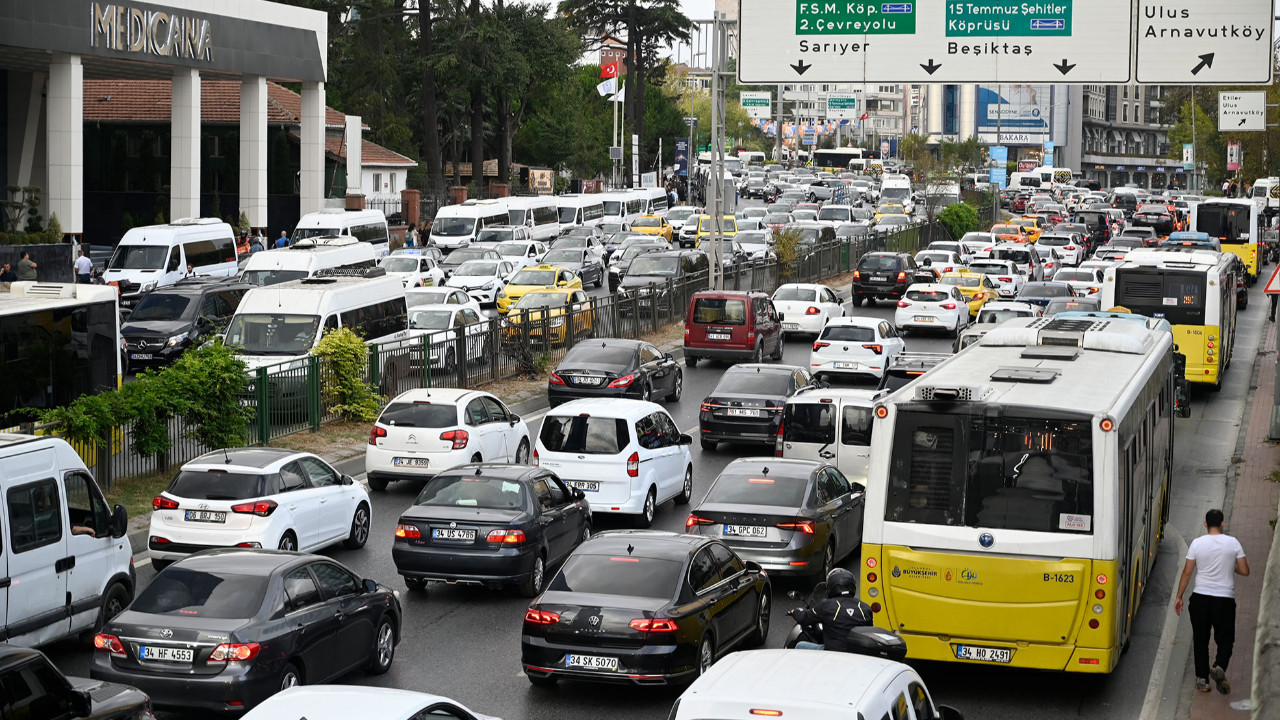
[495,265,582,314]
[695,214,738,241]
[631,214,673,242]
[874,203,905,222]
[1010,216,1045,242]
[940,270,998,317]
[502,288,595,345]
[990,223,1032,244]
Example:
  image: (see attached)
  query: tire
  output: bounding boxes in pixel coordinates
[520,554,547,598]
[278,531,298,552]
[696,634,715,678]
[95,582,130,633]
[594,272,603,288]
[364,616,396,675]
[676,466,694,505]
[578,523,592,548]
[515,438,531,465]
[665,371,683,402]
[151,558,173,572]
[344,503,371,550]
[368,476,389,492]
[701,437,717,452]
[279,662,302,692]
[636,488,657,528]
[685,355,698,368]
[639,382,652,403]
[752,343,763,364]
[771,336,784,360]
[747,591,771,647]
[814,541,835,580]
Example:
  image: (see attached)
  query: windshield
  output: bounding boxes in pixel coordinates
[633,217,661,228]
[514,292,570,309]
[496,242,528,258]
[737,232,770,246]
[475,228,513,243]
[879,217,907,227]
[132,568,269,619]
[224,313,320,355]
[381,257,420,273]
[601,223,628,234]
[1055,270,1095,283]
[705,470,810,506]
[129,293,193,321]
[941,276,980,288]
[886,411,1093,534]
[667,208,696,222]
[442,250,486,266]
[238,269,309,287]
[557,206,579,224]
[378,401,457,427]
[168,470,266,501]
[971,263,1012,277]
[408,310,453,330]
[455,261,499,277]
[629,256,679,276]
[1021,283,1071,297]
[881,187,909,201]
[979,310,1030,324]
[859,255,903,272]
[407,291,452,307]
[713,371,791,396]
[774,286,817,301]
[433,217,476,237]
[1037,236,1070,246]
[792,211,818,222]
[539,415,629,454]
[416,474,525,510]
[510,269,556,286]
[620,245,660,261]
[108,244,167,270]
[764,214,791,225]
[548,554,682,599]
[542,249,582,265]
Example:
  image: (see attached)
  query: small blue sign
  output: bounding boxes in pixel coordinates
[882,3,912,12]
[802,131,817,146]
[1030,18,1065,30]
[989,145,1008,165]
[990,168,1007,190]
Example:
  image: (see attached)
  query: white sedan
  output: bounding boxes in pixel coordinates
[149,448,370,567]
[407,303,489,372]
[405,287,485,316]
[243,686,499,720]
[968,258,1025,298]
[444,259,517,305]
[914,250,967,275]
[773,283,845,335]
[495,240,550,271]
[810,316,905,381]
[894,283,971,336]
[1051,267,1106,297]
[1036,234,1084,266]
[365,388,531,491]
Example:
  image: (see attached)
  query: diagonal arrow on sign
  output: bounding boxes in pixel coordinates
[1190,53,1214,75]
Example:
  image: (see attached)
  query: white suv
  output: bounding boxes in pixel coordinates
[149,447,371,567]
[366,389,532,491]
[810,317,905,382]
[535,399,694,527]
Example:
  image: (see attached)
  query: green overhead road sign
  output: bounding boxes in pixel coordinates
[796,2,917,35]
[946,1,1072,37]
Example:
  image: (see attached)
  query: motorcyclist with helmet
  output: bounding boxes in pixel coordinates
[788,568,874,651]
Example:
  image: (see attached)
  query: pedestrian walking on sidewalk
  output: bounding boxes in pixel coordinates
[1174,508,1250,694]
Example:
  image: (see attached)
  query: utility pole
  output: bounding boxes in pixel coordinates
[775,84,784,164]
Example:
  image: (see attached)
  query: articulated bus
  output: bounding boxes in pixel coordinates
[0,282,122,426]
[1101,249,1237,391]
[861,316,1177,673]
[1191,198,1260,283]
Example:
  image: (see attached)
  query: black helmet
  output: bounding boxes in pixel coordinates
[826,568,857,597]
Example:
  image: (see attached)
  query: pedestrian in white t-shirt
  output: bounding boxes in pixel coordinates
[74,250,93,284]
[1174,508,1249,694]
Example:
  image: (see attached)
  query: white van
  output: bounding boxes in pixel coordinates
[429,199,510,250]
[556,194,606,229]
[777,387,889,484]
[1008,171,1044,190]
[600,191,646,223]
[0,434,133,648]
[879,175,913,213]
[237,235,377,286]
[738,150,767,167]
[102,218,238,306]
[636,187,670,216]
[292,208,390,257]
[505,196,561,242]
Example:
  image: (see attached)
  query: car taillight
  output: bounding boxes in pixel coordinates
[1065,245,1076,250]
[862,344,883,355]
[777,520,815,534]
[153,495,179,510]
[813,341,830,351]
[973,292,984,300]
[549,372,565,385]
[1089,286,1099,294]
[852,270,861,280]
[525,609,560,625]
[487,529,527,544]
[630,618,679,632]
[369,425,387,445]
[897,300,909,308]
[686,514,714,528]
[93,633,127,656]
[608,373,637,388]
[942,302,957,309]
[775,419,785,457]
[231,500,278,517]
[896,271,907,281]
[999,276,1012,282]
[209,643,261,662]
[395,523,421,539]
[440,429,469,449]
[627,451,639,477]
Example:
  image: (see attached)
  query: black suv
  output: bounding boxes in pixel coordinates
[852,252,917,306]
[618,250,710,311]
[121,277,250,369]
[0,644,151,720]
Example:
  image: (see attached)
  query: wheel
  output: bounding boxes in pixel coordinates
[701,438,717,452]
[520,554,547,598]
[665,371,683,402]
[364,616,396,674]
[404,577,426,592]
[752,343,763,363]
[696,634,716,678]
[747,591,771,647]
[515,438,531,465]
[852,295,863,307]
[278,531,298,552]
[676,466,694,505]
[368,476,389,492]
[813,541,835,580]
[639,381,652,403]
[594,272,603,288]
[151,558,172,572]
[578,523,592,547]
[343,503,371,550]
[770,337,784,360]
[636,488,657,528]
[527,673,558,687]
[685,355,698,368]
[95,582,130,633]
[279,662,302,691]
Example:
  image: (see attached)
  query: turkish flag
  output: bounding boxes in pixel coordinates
[859,111,870,121]
[600,62,619,79]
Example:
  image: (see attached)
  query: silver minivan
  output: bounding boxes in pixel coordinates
[777,387,889,484]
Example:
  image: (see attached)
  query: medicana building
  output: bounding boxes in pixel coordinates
[0,0,333,242]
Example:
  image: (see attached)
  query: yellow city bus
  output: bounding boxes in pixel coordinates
[1192,198,1259,283]
[860,316,1176,673]
[812,148,867,175]
[1101,248,1237,391]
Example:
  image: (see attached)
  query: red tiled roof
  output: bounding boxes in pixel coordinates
[324,136,417,167]
[83,79,351,128]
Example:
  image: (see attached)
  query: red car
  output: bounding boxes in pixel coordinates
[684,290,784,367]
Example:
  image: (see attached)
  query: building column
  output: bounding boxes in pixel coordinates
[171,68,201,221]
[344,114,364,209]
[958,85,976,139]
[926,84,943,138]
[299,81,326,216]
[239,76,268,231]
[47,54,83,239]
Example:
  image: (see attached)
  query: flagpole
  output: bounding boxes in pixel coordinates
[613,86,619,188]
[620,77,627,190]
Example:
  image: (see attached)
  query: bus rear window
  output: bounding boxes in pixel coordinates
[782,403,836,444]
[1114,270,1206,325]
[1195,204,1251,243]
[886,412,1094,534]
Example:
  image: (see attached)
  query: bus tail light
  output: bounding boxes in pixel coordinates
[867,572,877,583]
[1088,619,1100,629]
[1099,418,1114,432]
[1079,658,1100,665]
[1095,589,1106,599]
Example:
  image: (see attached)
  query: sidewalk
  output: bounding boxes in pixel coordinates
[1186,320,1280,719]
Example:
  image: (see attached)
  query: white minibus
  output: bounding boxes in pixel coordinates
[292,208,390,257]
[429,199,511,250]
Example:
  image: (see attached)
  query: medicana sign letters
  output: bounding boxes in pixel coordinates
[90,2,214,61]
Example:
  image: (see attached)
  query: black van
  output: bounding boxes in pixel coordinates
[1073,209,1112,251]
[1110,193,1139,217]
[121,277,250,369]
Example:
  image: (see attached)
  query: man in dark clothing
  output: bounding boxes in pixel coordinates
[789,568,874,652]
[0,263,16,283]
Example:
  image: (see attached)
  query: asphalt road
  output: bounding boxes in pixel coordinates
[47,219,1269,720]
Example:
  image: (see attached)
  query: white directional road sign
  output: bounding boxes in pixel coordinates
[738,0,1133,84]
[1219,91,1267,131]
[1135,0,1274,84]
[740,91,772,119]
[826,93,858,120]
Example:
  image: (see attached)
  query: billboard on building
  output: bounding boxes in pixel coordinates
[976,85,1052,144]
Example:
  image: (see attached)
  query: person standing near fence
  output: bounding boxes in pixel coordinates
[74,249,93,284]
[405,223,418,248]
[17,252,37,281]
[1174,508,1249,694]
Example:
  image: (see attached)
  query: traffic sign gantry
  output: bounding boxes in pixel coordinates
[1135,0,1275,84]
[738,0,1133,84]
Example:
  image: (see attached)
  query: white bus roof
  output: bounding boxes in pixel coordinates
[556,194,604,207]
[1118,248,1229,269]
[295,208,387,228]
[0,282,118,316]
[235,274,404,317]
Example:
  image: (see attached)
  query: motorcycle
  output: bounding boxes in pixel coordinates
[783,582,908,661]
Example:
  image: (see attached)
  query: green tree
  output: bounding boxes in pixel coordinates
[1166,98,1222,186]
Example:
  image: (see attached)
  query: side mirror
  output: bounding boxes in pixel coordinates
[572,488,586,500]
[678,433,694,446]
[665,352,675,362]
[67,689,93,718]
[744,560,763,574]
[363,578,379,594]
[938,706,965,720]
[110,504,128,539]
[341,474,355,486]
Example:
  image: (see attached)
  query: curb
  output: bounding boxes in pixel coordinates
[1254,494,1280,720]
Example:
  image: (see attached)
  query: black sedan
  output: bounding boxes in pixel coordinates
[521,530,770,687]
[1016,281,1076,308]
[91,549,401,714]
[440,247,500,278]
[699,364,813,451]
[392,463,592,597]
[685,458,864,579]
[541,248,605,288]
[608,242,668,290]
[549,338,682,407]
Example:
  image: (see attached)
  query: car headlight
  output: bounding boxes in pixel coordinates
[550,317,565,327]
[141,281,156,293]
[166,332,188,347]
[482,281,495,290]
